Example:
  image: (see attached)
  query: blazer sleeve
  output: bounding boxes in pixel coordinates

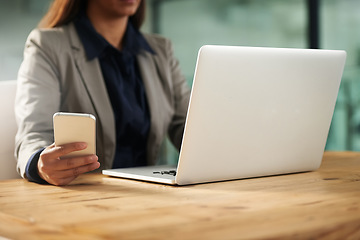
[15,28,63,178]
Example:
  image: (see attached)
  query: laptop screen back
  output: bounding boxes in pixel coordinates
[175,45,346,185]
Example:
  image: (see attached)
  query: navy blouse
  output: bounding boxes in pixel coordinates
[74,13,155,168]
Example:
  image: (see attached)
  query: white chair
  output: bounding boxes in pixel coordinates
[0,80,20,179]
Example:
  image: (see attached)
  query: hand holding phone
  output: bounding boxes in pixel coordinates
[37,112,99,185]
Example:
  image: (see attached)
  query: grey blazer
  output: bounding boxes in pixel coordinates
[15,23,190,178]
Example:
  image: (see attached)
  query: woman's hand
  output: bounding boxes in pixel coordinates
[37,142,100,186]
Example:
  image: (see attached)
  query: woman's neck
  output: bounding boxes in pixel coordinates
[86,8,128,50]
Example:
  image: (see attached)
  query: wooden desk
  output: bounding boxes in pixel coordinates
[0,152,359,240]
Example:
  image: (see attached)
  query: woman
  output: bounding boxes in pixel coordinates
[15,0,190,186]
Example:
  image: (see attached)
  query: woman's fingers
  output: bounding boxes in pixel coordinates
[49,162,100,186]
[53,154,99,171]
[41,142,88,162]
[37,142,100,186]
[57,161,100,179]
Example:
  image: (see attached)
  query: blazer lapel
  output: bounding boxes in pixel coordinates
[67,23,116,169]
[137,51,163,165]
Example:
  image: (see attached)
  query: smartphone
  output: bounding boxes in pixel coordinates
[53,112,96,158]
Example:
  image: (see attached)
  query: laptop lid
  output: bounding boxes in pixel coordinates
[103,45,346,185]
[174,45,346,185]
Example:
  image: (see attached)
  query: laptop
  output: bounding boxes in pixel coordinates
[102,45,346,185]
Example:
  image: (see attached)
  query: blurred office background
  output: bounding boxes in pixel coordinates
[0,0,359,163]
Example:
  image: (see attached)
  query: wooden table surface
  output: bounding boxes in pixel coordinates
[0,152,360,240]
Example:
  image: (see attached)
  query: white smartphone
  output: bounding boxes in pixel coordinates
[53,112,96,158]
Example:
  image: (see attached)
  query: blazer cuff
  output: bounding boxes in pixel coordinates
[25,148,48,184]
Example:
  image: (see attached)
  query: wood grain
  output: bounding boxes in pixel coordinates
[0,151,359,239]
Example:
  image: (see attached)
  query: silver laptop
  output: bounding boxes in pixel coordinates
[103,45,346,185]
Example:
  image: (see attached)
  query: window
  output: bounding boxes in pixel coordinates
[321,0,360,151]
